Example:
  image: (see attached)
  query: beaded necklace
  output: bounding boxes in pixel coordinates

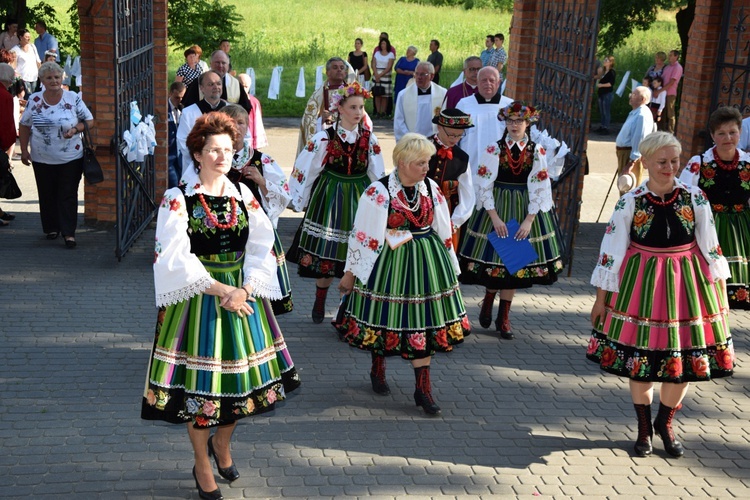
[645,188,680,206]
[504,142,527,175]
[197,193,238,229]
[712,147,739,171]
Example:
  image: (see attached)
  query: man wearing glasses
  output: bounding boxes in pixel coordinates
[443,56,482,109]
[428,108,476,249]
[393,61,447,141]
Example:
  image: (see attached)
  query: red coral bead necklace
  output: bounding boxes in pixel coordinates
[197,193,238,229]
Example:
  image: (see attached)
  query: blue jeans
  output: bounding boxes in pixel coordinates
[598,92,613,129]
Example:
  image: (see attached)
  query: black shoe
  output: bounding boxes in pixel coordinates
[478,293,495,329]
[499,331,515,340]
[0,211,15,221]
[207,435,240,482]
[192,466,223,500]
[64,237,77,249]
[370,372,391,396]
[312,286,328,324]
[654,404,684,458]
[634,437,653,457]
[414,390,441,416]
[46,232,60,240]
[633,403,653,457]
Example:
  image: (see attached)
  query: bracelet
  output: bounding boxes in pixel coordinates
[241,285,252,300]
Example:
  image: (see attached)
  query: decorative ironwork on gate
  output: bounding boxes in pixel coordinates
[708,1,750,148]
[533,0,600,271]
[114,0,156,260]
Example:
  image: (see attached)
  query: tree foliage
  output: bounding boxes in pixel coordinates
[167,0,244,51]
[0,0,80,56]
[597,0,690,55]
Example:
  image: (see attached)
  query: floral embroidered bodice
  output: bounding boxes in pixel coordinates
[697,156,750,213]
[182,190,250,256]
[323,126,371,175]
[628,188,695,247]
[495,137,535,184]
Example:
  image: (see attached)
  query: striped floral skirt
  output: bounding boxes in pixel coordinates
[141,252,301,428]
[715,208,750,309]
[458,182,564,289]
[335,228,470,359]
[271,228,293,315]
[289,170,369,279]
[586,242,734,383]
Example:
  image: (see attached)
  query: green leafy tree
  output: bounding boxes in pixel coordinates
[0,0,80,56]
[167,0,244,51]
[597,0,693,55]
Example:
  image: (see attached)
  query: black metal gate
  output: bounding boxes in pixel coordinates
[708,1,750,148]
[532,0,600,271]
[114,0,156,260]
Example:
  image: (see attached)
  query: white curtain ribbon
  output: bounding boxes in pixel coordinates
[315,65,324,90]
[245,68,256,96]
[296,67,306,98]
[268,66,283,100]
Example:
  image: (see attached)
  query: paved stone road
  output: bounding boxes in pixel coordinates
[1,119,747,499]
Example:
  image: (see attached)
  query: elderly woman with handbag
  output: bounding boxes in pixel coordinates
[19,61,94,248]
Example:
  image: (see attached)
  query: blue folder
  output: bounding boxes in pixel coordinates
[486,218,539,275]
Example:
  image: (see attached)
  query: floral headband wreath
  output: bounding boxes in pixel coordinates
[328,81,372,111]
[497,101,540,123]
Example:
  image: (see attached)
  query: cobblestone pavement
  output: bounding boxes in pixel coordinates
[1,119,748,499]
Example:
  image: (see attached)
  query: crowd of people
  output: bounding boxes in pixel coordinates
[2,22,744,500]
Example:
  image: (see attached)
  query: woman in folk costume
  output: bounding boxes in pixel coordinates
[588,132,733,458]
[458,101,564,339]
[335,133,471,416]
[221,104,294,315]
[142,113,300,500]
[679,106,750,309]
[288,81,385,323]
[427,108,476,251]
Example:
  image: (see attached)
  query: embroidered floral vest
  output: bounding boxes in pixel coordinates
[629,188,695,247]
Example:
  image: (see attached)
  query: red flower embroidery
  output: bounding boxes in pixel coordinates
[444,238,452,249]
[372,144,381,155]
[460,316,470,330]
[688,161,700,173]
[739,169,750,182]
[536,170,549,181]
[319,260,333,274]
[477,166,488,177]
[368,238,379,251]
[435,329,448,347]
[735,288,748,301]
[366,186,377,197]
[385,332,400,350]
[169,198,180,211]
[387,212,406,228]
[356,231,367,242]
[630,359,642,378]
[300,254,313,267]
[715,348,734,369]
[665,357,683,378]
[586,337,599,355]
[691,356,709,378]
[375,194,386,205]
[702,168,716,179]
[600,347,616,367]
[195,416,210,427]
[408,332,426,350]
[306,141,315,152]
[539,147,546,156]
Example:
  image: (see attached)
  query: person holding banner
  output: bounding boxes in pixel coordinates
[458,101,564,339]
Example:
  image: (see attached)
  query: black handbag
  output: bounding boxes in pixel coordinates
[371,83,385,97]
[0,151,21,199]
[82,121,104,184]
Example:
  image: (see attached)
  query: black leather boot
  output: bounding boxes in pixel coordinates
[370,353,390,395]
[633,404,653,457]
[478,290,497,328]
[312,286,328,324]
[496,299,514,339]
[413,366,441,416]
[654,402,684,457]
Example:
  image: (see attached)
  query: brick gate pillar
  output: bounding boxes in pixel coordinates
[78,0,168,224]
[676,0,725,164]
[506,0,539,102]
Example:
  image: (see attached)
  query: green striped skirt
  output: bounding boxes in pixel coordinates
[291,169,370,279]
[714,208,750,309]
[336,228,470,359]
[586,242,734,382]
[141,252,301,427]
[458,181,564,288]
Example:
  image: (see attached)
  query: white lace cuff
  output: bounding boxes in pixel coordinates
[590,267,620,292]
[708,258,731,282]
[246,276,282,300]
[156,275,215,307]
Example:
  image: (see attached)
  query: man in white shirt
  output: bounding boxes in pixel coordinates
[181,50,250,112]
[393,61,446,141]
[614,86,655,194]
[456,66,513,174]
[177,71,227,175]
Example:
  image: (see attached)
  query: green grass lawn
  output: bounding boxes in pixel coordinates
[32,0,681,121]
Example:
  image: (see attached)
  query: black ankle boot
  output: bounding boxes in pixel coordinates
[478,290,496,328]
[633,404,653,457]
[496,299,514,339]
[413,366,441,416]
[654,403,684,457]
[370,353,390,395]
[312,286,328,324]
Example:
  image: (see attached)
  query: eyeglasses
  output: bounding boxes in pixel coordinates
[415,72,431,77]
[506,119,525,125]
[202,148,234,157]
[466,67,481,72]
[444,131,465,139]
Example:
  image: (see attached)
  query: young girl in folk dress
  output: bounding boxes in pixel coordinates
[288,81,385,323]
[458,102,564,339]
